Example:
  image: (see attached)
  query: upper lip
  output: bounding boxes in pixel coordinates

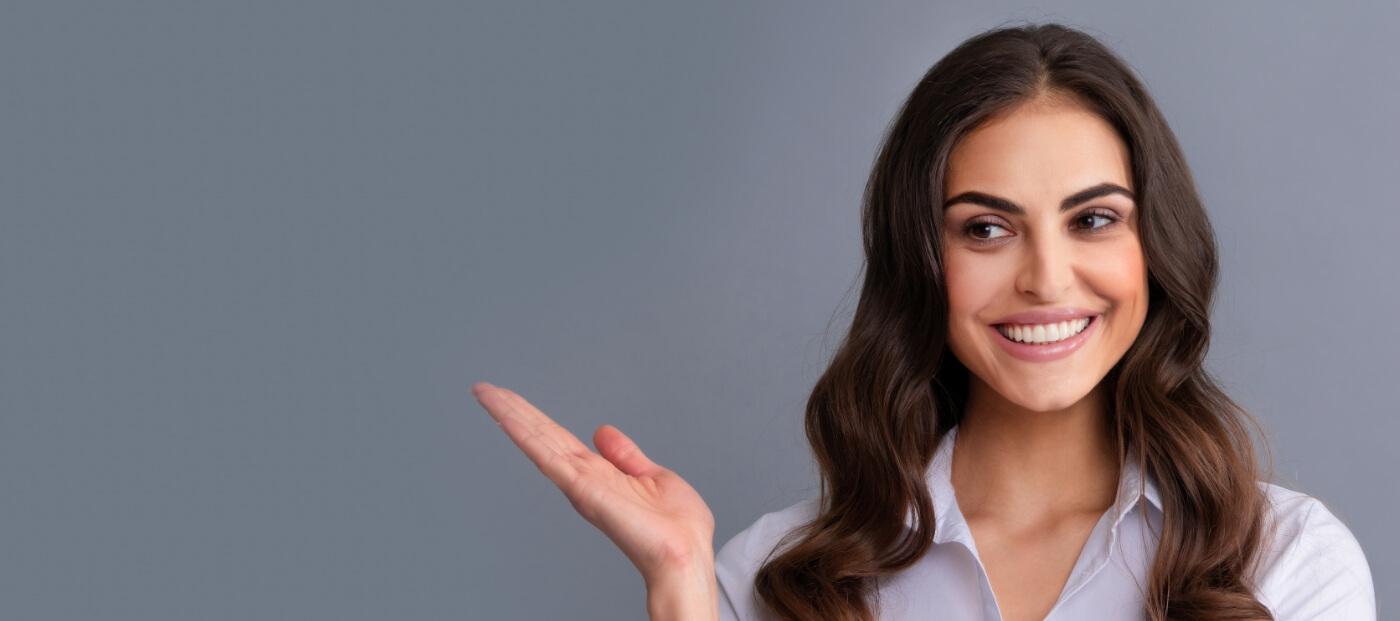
[992,307,1101,325]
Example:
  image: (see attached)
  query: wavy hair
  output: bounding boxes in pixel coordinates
[753,24,1272,621]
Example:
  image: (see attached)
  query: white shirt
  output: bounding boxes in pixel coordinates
[716,428,1375,620]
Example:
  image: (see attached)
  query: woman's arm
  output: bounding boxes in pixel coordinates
[473,383,719,621]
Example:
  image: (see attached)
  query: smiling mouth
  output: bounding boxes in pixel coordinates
[995,317,1094,345]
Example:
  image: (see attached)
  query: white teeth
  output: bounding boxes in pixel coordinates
[997,317,1091,345]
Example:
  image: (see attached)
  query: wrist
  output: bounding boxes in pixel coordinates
[644,544,718,621]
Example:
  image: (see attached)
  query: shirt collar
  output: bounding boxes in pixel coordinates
[1116,451,1162,519]
[924,426,970,546]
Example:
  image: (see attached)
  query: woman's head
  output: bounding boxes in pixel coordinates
[860,24,1218,416]
[942,94,1148,415]
[757,23,1273,621]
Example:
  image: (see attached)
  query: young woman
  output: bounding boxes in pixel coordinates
[473,24,1374,620]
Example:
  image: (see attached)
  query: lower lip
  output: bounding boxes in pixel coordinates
[991,316,1100,362]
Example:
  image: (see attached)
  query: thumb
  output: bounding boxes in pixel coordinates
[593,425,660,477]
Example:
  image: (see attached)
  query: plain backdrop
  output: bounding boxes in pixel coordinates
[1,1,1394,619]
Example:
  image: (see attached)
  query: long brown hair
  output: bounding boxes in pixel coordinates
[754,24,1273,620]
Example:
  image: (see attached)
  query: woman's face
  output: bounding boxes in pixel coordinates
[942,96,1149,413]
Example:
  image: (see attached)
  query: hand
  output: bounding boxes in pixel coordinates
[472,382,718,619]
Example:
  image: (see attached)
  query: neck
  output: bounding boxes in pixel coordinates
[950,377,1120,520]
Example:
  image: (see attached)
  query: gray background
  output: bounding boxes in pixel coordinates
[1,1,1393,619]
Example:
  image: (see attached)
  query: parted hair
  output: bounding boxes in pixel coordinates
[753,23,1273,621]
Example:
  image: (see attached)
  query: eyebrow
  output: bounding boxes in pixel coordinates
[942,183,1135,214]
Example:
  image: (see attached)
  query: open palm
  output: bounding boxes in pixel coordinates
[473,382,715,582]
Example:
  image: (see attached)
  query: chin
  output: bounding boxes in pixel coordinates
[1002,385,1095,413]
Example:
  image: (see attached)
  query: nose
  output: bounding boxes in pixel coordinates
[1016,232,1074,301]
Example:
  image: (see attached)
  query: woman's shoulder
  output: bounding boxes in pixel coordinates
[714,498,820,621]
[716,497,818,579]
[1253,482,1376,619]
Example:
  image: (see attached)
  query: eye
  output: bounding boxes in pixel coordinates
[966,220,1011,240]
[1071,209,1120,231]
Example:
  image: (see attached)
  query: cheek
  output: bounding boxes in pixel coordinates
[942,251,980,358]
[942,249,1016,356]
[1087,242,1150,328]
[943,250,998,321]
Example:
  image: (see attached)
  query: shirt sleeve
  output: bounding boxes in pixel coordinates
[715,515,767,621]
[1254,486,1375,620]
[716,566,743,621]
[715,499,819,621]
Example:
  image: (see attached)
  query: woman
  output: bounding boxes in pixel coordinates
[473,24,1374,620]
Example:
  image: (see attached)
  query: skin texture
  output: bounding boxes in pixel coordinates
[942,95,1149,621]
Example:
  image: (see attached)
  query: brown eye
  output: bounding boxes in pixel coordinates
[1073,212,1116,230]
[966,221,1010,240]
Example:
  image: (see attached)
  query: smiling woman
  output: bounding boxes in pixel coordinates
[935,100,1152,618]
[942,98,1148,415]
[473,23,1374,621]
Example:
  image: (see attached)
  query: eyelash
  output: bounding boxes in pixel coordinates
[1071,208,1122,231]
[961,208,1122,242]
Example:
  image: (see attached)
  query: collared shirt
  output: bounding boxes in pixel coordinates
[715,427,1375,620]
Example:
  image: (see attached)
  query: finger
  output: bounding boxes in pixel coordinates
[496,416,583,490]
[490,385,591,455]
[473,384,582,464]
[472,385,582,456]
[593,425,663,478]
[471,382,513,424]
[501,417,651,526]
[473,383,533,427]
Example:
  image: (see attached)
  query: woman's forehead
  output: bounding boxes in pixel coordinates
[944,99,1133,205]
